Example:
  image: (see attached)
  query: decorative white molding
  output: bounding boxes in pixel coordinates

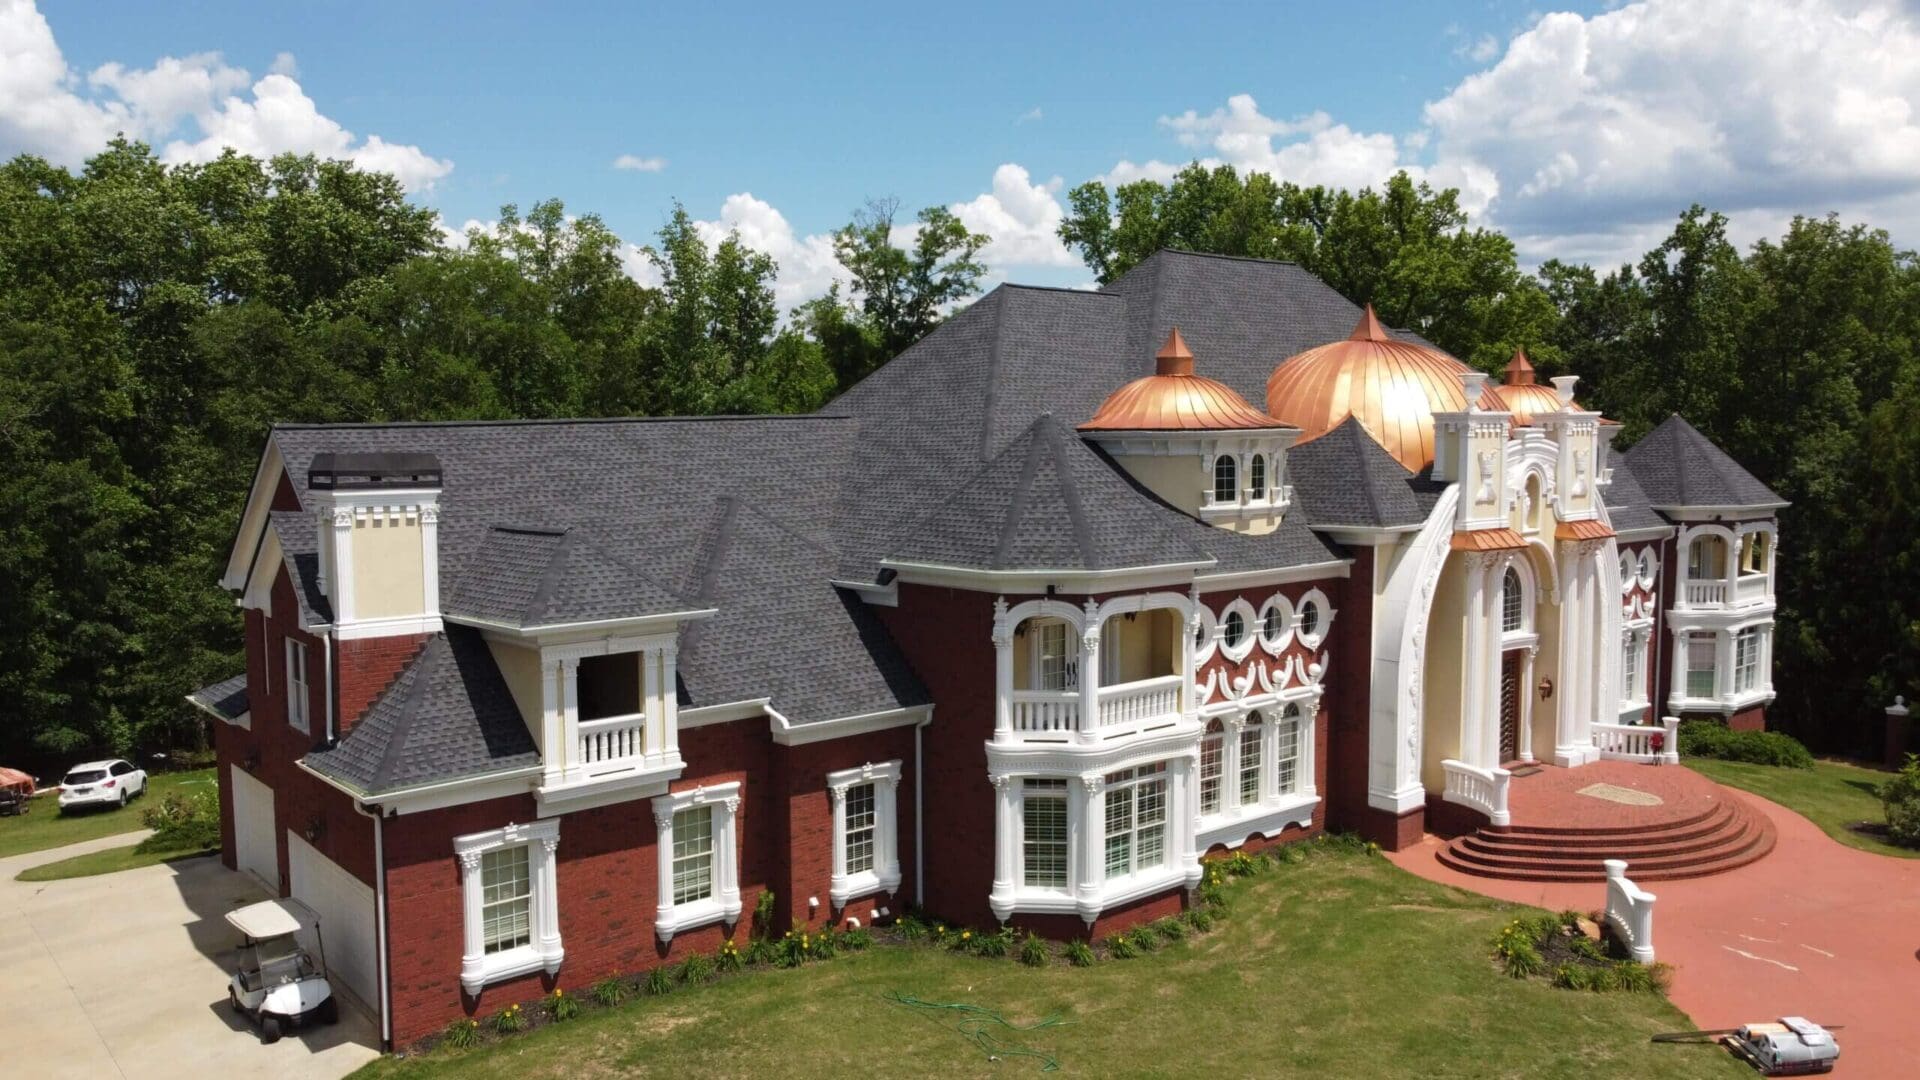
[1603,859,1657,963]
[769,704,932,746]
[454,819,563,995]
[826,760,904,908]
[652,782,744,943]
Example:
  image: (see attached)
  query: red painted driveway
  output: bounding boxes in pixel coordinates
[1389,786,1920,1078]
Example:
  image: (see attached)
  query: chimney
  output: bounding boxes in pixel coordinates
[308,452,444,636]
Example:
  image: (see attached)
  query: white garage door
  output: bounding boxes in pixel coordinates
[287,832,378,1011]
[229,765,278,890]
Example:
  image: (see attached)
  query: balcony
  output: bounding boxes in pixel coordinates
[578,713,645,765]
[1004,675,1185,744]
[1681,572,1770,610]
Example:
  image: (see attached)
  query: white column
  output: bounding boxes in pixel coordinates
[536,835,563,973]
[1669,626,1691,709]
[559,657,580,781]
[1076,774,1105,927]
[878,775,901,892]
[1222,716,1247,811]
[1173,753,1202,888]
[660,642,681,758]
[1479,558,1505,769]
[1077,600,1102,740]
[457,849,486,994]
[717,794,741,922]
[419,501,441,618]
[541,656,564,783]
[652,804,676,935]
[827,782,850,907]
[1716,630,1735,707]
[1518,644,1538,762]
[1555,546,1584,765]
[1299,698,1321,796]
[642,645,662,759]
[330,508,356,625]
[992,598,1013,739]
[988,776,1017,921]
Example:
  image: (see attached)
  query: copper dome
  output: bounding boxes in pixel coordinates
[1265,306,1503,471]
[1490,348,1572,426]
[1080,329,1288,432]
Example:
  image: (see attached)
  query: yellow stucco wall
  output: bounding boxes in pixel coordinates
[1103,609,1179,683]
[488,641,547,755]
[351,516,424,619]
[1114,454,1203,515]
[1420,555,1468,792]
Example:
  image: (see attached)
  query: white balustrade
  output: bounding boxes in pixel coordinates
[1093,675,1182,730]
[1010,691,1079,736]
[1441,759,1511,827]
[578,714,645,765]
[1603,859,1657,963]
[1735,573,1770,604]
[1685,580,1728,606]
[1592,716,1680,764]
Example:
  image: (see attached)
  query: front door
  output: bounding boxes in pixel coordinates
[1499,651,1522,763]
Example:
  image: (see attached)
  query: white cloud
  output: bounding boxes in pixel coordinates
[950,163,1077,268]
[0,0,450,190]
[1016,106,1043,124]
[692,193,850,312]
[612,153,667,172]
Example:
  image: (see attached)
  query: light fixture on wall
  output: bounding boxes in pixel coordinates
[303,813,326,843]
[1538,677,1555,701]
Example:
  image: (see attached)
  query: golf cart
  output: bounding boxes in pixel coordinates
[225,898,339,1042]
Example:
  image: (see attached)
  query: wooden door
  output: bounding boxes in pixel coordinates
[1499,651,1522,763]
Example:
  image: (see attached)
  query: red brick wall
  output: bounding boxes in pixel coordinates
[337,634,430,737]
[1728,705,1767,732]
[778,727,919,932]
[1011,887,1186,941]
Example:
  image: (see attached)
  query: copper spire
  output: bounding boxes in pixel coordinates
[1503,348,1537,385]
[1155,328,1195,376]
[1349,303,1390,342]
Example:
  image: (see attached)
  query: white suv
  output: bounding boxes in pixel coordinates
[57,759,148,812]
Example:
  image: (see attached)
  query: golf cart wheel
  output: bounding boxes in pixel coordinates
[261,1015,283,1044]
[318,997,339,1025]
[229,986,241,1014]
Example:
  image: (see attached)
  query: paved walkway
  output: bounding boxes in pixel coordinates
[0,832,380,1080]
[1390,784,1920,1078]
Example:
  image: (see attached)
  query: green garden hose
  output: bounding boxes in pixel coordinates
[885,990,1070,1071]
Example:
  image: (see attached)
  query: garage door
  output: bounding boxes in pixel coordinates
[287,832,378,1011]
[229,765,277,890]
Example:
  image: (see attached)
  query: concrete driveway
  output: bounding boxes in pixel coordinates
[0,832,380,1080]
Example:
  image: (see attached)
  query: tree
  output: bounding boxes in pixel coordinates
[825,199,988,385]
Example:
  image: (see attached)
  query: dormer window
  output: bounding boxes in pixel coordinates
[1213,456,1237,503]
[1248,454,1267,500]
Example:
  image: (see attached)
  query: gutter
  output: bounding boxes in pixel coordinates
[350,799,392,1050]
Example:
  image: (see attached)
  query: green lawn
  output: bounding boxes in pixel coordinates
[356,850,1740,1080]
[1685,756,1918,859]
[0,767,215,859]
[14,839,218,882]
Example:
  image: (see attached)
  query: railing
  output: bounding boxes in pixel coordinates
[1592,716,1679,764]
[1441,759,1511,827]
[1603,859,1657,963]
[1684,580,1727,606]
[578,714,645,765]
[1093,675,1182,731]
[1735,573,1770,604]
[1010,691,1078,737]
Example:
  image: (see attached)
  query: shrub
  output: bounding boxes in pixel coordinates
[895,914,928,943]
[947,928,976,953]
[1552,963,1601,991]
[1882,753,1920,849]
[717,940,745,973]
[644,966,673,996]
[843,927,874,951]
[441,1018,481,1049]
[1126,925,1160,953]
[1020,932,1048,967]
[1678,720,1814,768]
[812,929,840,960]
[590,977,628,1007]
[1611,961,1658,994]
[969,927,1014,958]
[1153,916,1188,942]
[1222,850,1263,877]
[1104,932,1139,959]
[1065,939,1096,967]
[1647,962,1675,993]
[1315,832,1370,856]
[751,889,777,940]
[491,1002,524,1033]
[1183,907,1215,933]
[1501,938,1545,979]
[678,951,715,984]
[544,988,579,1022]
[138,789,220,852]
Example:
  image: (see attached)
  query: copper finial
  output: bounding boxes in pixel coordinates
[1503,348,1537,385]
[1155,328,1195,376]
[1348,304,1390,343]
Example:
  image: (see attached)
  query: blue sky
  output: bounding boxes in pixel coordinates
[9,0,1920,303]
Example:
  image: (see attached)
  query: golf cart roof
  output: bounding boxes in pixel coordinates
[225,897,317,939]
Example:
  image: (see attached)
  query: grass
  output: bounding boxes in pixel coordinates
[1685,756,1919,859]
[14,838,218,881]
[354,850,1741,1080]
[0,768,216,860]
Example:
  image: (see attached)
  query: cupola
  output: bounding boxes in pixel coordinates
[1080,329,1285,432]
[1489,349,1576,426]
[308,451,444,638]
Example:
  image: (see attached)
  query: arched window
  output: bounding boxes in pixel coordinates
[1688,535,1727,580]
[1248,454,1267,500]
[1238,712,1264,806]
[1276,703,1303,794]
[1261,604,1285,644]
[1298,599,1320,640]
[1222,611,1246,649]
[1502,566,1525,634]
[1213,455,1237,503]
[1742,532,1770,575]
[1199,721,1224,816]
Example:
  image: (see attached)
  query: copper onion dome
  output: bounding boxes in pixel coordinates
[1080,329,1288,431]
[1490,348,1573,426]
[1264,305,1504,471]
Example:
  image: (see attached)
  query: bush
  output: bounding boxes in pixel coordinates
[969,927,1014,958]
[1882,754,1920,848]
[644,966,672,996]
[590,977,628,1006]
[843,927,874,951]
[1153,916,1188,942]
[441,1017,481,1049]
[717,940,745,973]
[1020,932,1048,967]
[544,988,579,1022]
[677,951,715,984]
[138,789,220,852]
[895,914,928,943]
[1126,925,1160,953]
[1183,908,1215,933]
[751,889,777,940]
[1065,939,1096,967]
[1104,932,1139,960]
[491,1002,524,1033]
[1678,720,1814,768]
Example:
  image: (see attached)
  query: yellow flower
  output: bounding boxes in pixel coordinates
[961,931,972,941]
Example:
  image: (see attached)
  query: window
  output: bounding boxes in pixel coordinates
[1687,632,1717,699]
[1248,454,1267,499]
[1222,611,1246,649]
[1261,603,1285,645]
[1620,550,1636,592]
[672,806,715,905]
[1298,598,1321,641]
[1103,764,1168,880]
[1276,706,1303,795]
[1742,533,1770,575]
[1036,621,1073,691]
[1199,722,1224,816]
[455,819,562,994]
[1212,455,1237,503]
[1022,779,1069,889]
[828,761,902,907]
[652,783,743,942]
[480,846,532,954]
[1238,713,1264,805]
[1622,634,1642,703]
[1501,567,1524,634]
[1688,535,1726,580]
[285,639,309,734]
[1734,628,1761,693]
[1638,549,1656,589]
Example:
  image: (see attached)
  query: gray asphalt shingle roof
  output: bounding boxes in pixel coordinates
[1603,457,1673,535]
[305,629,539,795]
[187,674,249,722]
[1623,415,1787,510]
[1286,417,1427,529]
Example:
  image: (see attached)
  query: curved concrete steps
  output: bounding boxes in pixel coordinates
[1437,793,1776,882]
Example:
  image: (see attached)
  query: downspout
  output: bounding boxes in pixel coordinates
[914,712,930,909]
[351,799,391,1050]
[323,631,336,745]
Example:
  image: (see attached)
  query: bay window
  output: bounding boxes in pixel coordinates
[1103,764,1168,881]
[1686,632,1717,699]
[1199,722,1224,816]
[1275,706,1302,795]
[455,819,562,994]
[1734,628,1761,693]
[1021,779,1069,890]
[1237,714,1263,805]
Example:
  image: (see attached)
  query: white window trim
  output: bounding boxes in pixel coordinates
[827,761,902,908]
[1218,598,1259,663]
[455,819,562,995]
[1295,587,1334,649]
[652,782,742,942]
[1256,593,1295,654]
[285,639,310,735]
[1195,699,1321,850]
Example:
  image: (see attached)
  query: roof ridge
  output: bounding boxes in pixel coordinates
[994,418,1046,568]
[273,414,857,432]
[367,635,442,792]
[1146,248,1305,269]
[524,529,574,625]
[978,286,1013,464]
[1046,417,1100,570]
[996,282,1121,298]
